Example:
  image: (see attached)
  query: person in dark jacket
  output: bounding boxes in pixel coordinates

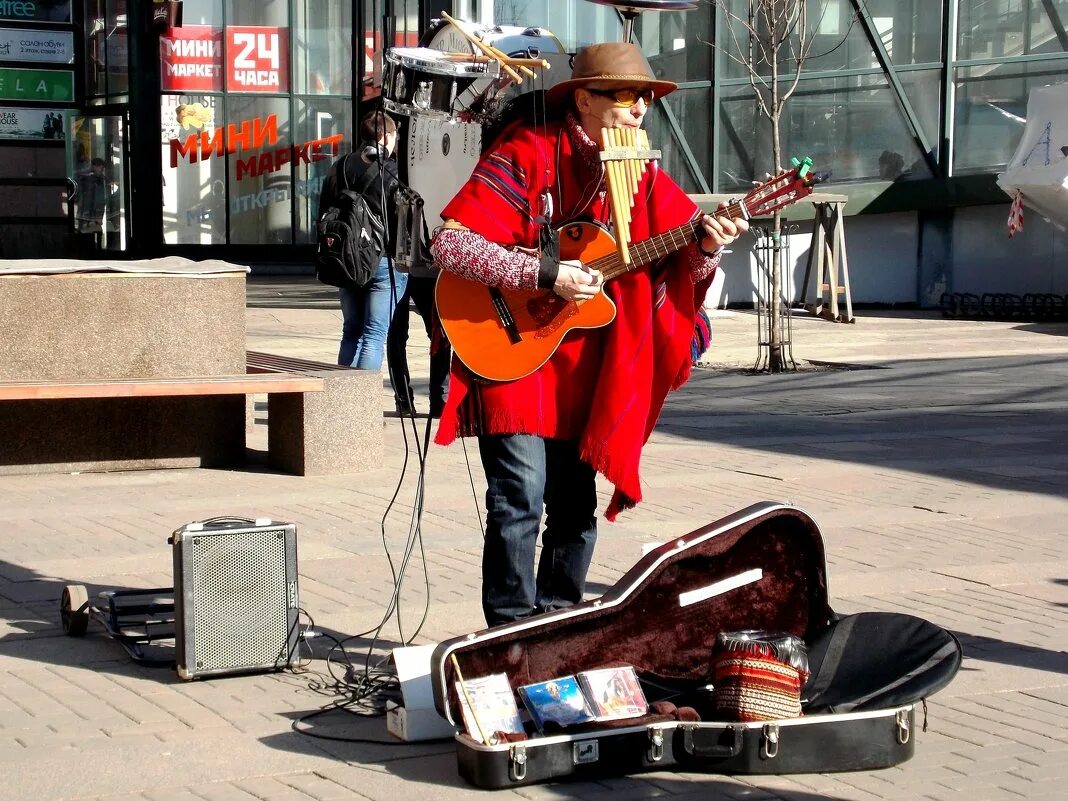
[319,111,408,369]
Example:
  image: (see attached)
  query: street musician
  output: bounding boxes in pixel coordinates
[431,42,748,626]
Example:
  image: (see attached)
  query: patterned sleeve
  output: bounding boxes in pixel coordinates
[432,227,541,291]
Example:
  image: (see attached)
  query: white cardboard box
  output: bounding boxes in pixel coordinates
[386,644,458,742]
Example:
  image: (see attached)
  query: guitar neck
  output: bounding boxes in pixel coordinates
[589,200,744,282]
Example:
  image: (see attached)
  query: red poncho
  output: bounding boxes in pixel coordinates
[435,117,713,520]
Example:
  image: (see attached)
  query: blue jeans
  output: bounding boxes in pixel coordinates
[478,434,598,627]
[338,257,408,369]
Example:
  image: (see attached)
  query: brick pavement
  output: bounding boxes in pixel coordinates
[1,277,1066,800]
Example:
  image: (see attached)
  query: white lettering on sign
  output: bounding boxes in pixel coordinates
[227,27,288,93]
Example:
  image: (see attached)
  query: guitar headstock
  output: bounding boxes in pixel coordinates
[741,156,823,218]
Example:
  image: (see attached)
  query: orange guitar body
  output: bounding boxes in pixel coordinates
[435,221,619,382]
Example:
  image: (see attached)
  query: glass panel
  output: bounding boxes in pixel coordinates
[717,73,934,191]
[719,0,942,80]
[958,0,1068,60]
[644,87,712,193]
[180,0,223,27]
[638,10,711,84]
[71,113,127,253]
[225,0,287,27]
[293,0,352,95]
[85,0,106,97]
[162,94,227,244]
[491,0,620,50]
[227,95,291,244]
[953,59,1068,173]
[293,97,350,243]
[106,0,128,98]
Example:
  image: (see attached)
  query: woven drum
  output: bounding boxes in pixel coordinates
[711,631,809,722]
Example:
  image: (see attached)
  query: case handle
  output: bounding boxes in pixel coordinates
[680,725,744,760]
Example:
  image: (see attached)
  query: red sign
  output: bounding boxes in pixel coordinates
[227,27,289,92]
[160,25,223,92]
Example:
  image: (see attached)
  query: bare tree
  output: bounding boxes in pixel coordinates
[709,0,850,372]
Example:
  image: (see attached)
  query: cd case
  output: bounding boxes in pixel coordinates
[454,673,525,741]
[576,666,649,720]
[518,676,595,730]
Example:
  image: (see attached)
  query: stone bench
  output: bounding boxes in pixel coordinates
[246,351,383,476]
[0,373,323,474]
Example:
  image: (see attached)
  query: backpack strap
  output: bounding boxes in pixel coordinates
[351,158,383,198]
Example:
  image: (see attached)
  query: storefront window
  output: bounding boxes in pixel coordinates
[226,95,291,244]
[294,0,352,95]
[162,94,227,244]
[491,1,618,49]
[293,97,350,243]
[106,0,128,99]
[645,86,713,193]
[85,0,106,97]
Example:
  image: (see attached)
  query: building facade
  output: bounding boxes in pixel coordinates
[0,0,1065,303]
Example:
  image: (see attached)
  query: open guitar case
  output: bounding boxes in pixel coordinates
[431,501,962,789]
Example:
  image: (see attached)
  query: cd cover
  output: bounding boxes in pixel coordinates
[577,666,649,720]
[518,676,595,731]
[454,672,524,742]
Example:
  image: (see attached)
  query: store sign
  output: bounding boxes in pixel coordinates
[227,26,288,92]
[0,105,65,139]
[0,27,73,63]
[0,67,73,102]
[160,25,222,92]
[0,0,71,24]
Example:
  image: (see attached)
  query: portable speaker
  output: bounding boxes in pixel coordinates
[170,517,299,680]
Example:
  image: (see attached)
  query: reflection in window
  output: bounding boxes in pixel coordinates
[718,74,935,190]
[954,60,1068,174]
[227,96,291,244]
[162,94,227,244]
[958,0,1068,60]
[293,98,351,243]
[106,0,128,98]
[85,0,106,97]
[294,0,352,94]
[644,87,712,193]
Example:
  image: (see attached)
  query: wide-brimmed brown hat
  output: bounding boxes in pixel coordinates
[546,42,677,106]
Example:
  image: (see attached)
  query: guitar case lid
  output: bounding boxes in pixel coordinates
[431,501,834,725]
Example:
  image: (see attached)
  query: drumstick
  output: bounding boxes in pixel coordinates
[450,654,492,746]
[441,12,524,84]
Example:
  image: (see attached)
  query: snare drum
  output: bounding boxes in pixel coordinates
[382,47,498,119]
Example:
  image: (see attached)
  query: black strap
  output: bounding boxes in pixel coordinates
[803,614,858,705]
[351,158,382,197]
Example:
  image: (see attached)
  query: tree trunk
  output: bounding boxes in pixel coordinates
[768,21,785,373]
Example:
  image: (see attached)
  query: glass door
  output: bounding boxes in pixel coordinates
[69,112,130,254]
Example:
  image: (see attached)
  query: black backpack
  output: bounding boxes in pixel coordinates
[315,154,387,289]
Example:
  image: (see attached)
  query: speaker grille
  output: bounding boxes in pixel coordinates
[189,528,291,671]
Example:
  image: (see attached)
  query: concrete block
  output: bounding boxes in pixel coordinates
[0,272,245,381]
[266,370,382,476]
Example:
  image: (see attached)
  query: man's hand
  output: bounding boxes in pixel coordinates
[553,260,603,302]
[699,202,750,253]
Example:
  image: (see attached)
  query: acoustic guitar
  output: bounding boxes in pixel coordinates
[436,159,820,382]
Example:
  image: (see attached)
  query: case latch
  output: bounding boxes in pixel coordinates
[648,726,665,762]
[896,709,911,744]
[761,723,780,759]
[509,744,528,781]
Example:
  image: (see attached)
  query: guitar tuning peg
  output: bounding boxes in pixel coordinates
[765,172,773,180]
[751,180,761,186]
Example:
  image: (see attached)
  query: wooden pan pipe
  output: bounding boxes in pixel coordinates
[600,127,661,265]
